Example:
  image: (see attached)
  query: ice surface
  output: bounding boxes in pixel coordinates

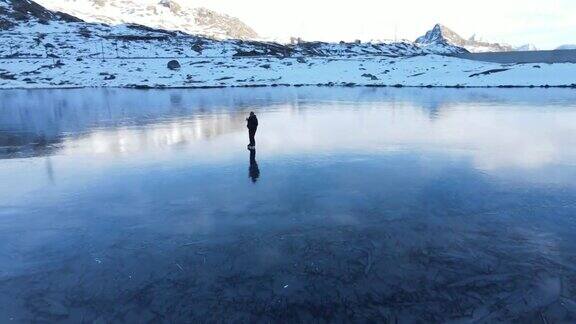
[1,88,576,322]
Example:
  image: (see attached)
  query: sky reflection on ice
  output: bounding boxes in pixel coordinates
[1,88,576,322]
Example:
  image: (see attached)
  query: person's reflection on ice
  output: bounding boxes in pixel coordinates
[249,148,260,183]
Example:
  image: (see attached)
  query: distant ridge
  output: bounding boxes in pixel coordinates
[416,24,513,53]
[515,44,538,51]
[34,0,259,40]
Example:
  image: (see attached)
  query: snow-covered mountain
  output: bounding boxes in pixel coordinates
[557,45,576,50]
[515,44,538,51]
[416,24,513,53]
[0,0,466,60]
[0,0,295,63]
[290,40,465,56]
[3,0,573,89]
[34,0,259,40]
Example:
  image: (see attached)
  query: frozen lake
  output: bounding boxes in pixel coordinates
[1,87,576,322]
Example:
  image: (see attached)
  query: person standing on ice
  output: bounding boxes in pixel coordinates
[246,112,258,149]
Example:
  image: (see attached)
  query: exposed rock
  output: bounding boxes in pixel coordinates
[469,68,509,77]
[167,59,181,70]
[515,44,538,51]
[158,0,182,15]
[1,0,81,29]
[194,7,258,40]
[361,73,378,80]
[416,24,512,53]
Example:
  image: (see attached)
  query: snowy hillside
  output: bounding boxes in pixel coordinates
[34,0,259,40]
[0,0,575,89]
[0,2,274,60]
[0,0,465,60]
[291,41,465,56]
[3,54,576,89]
[515,44,538,51]
[416,24,513,53]
[0,0,82,28]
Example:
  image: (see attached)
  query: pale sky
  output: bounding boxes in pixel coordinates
[190,0,576,49]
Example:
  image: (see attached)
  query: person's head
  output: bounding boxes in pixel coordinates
[250,111,255,117]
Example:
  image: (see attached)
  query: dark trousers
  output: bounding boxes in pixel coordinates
[249,128,257,146]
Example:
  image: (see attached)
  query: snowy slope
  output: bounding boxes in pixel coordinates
[291,41,465,56]
[0,0,465,60]
[0,0,82,29]
[416,24,513,53]
[0,0,295,60]
[34,0,259,40]
[0,0,574,89]
[2,55,575,89]
[515,44,538,51]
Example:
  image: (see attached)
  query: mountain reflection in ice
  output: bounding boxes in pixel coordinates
[2,88,576,322]
[2,87,576,170]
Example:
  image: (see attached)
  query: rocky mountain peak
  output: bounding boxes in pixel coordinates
[193,7,258,39]
[416,23,513,53]
[416,24,467,47]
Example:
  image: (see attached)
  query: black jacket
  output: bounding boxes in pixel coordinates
[247,115,258,130]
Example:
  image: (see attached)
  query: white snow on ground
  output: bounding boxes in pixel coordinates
[1,55,575,89]
[0,0,574,89]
